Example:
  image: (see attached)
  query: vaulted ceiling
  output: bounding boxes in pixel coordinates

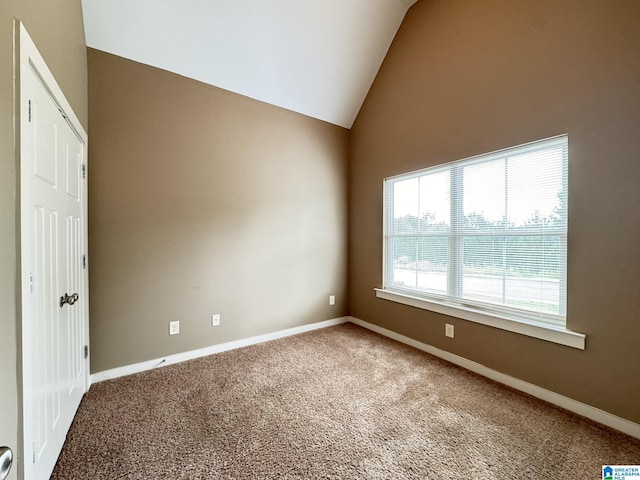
[81,0,417,128]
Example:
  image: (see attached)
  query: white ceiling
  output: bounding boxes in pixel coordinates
[81,0,417,128]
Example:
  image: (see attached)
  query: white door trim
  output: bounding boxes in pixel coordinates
[18,21,90,480]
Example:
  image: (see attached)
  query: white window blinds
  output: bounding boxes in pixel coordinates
[383,135,568,326]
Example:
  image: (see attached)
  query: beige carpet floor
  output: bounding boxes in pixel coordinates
[52,323,640,479]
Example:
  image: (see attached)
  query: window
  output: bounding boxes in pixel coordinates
[381,135,572,336]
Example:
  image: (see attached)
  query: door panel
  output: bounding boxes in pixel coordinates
[65,137,81,200]
[22,49,88,480]
[28,67,70,478]
[33,108,58,187]
[65,213,84,406]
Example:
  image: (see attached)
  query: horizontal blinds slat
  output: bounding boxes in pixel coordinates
[388,230,567,237]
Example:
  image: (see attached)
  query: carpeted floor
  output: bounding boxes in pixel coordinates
[52,323,640,479]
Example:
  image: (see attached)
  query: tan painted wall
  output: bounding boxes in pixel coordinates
[0,1,87,478]
[87,49,349,373]
[350,0,640,423]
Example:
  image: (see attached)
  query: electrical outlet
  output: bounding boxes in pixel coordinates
[169,321,180,335]
[445,323,454,338]
[212,314,221,326]
[329,295,335,306]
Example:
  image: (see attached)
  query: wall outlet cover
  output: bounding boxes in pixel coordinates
[445,323,454,338]
[169,321,180,335]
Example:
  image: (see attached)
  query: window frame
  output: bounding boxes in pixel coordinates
[379,135,585,349]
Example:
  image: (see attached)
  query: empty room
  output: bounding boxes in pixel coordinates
[1,0,639,479]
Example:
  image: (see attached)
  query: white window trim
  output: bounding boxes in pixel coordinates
[379,135,586,349]
[375,288,585,349]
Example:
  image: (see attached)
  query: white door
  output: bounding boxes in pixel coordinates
[20,24,89,480]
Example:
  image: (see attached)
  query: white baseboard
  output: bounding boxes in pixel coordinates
[348,316,640,440]
[91,316,349,384]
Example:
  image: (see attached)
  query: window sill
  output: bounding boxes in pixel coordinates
[374,288,585,350]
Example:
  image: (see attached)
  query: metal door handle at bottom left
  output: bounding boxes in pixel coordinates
[0,447,12,480]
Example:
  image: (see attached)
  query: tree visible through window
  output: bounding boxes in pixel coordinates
[383,136,568,326]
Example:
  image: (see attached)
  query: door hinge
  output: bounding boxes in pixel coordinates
[81,164,86,179]
[84,345,89,359]
[29,272,34,293]
[82,254,87,269]
[32,442,36,463]
[28,100,31,122]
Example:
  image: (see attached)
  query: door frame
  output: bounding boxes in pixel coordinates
[18,21,90,479]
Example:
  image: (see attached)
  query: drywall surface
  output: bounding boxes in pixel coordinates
[0,1,87,479]
[82,0,415,128]
[350,0,640,423]
[88,49,349,372]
